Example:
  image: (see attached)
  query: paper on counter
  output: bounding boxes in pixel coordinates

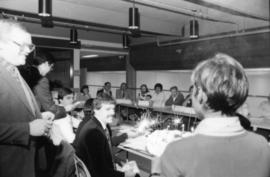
[120,135,148,151]
[121,161,140,175]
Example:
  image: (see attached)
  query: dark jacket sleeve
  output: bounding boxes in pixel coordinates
[107,124,128,146]
[85,129,125,177]
[34,77,66,118]
[165,96,173,106]
[177,93,185,105]
[111,133,128,146]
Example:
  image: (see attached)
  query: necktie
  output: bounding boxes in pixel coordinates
[104,128,115,168]
[104,128,112,149]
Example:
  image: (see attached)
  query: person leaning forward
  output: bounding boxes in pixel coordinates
[0,19,55,177]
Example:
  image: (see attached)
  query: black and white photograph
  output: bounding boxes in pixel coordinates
[0,1,270,177]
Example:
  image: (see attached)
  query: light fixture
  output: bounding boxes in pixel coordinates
[129,1,140,30]
[190,19,199,39]
[82,54,99,58]
[122,34,129,49]
[38,0,52,17]
[70,28,78,44]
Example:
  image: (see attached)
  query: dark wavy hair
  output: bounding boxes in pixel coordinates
[31,51,55,66]
[92,95,115,110]
[80,85,89,93]
[19,51,55,90]
[154,83,163,91]
[58,87,73,100]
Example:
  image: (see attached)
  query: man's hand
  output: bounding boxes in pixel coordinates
[41,111,55,121]
[122,161,139,177]
[29,119,53,136]
[124,169,136,177]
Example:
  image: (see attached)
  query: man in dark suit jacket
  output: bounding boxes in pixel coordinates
[165,86,185,106]
[96,82,113,98]
[74,97,136,177]
[0,19,54,177]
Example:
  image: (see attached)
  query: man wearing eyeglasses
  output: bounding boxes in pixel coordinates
[0,19,55,177]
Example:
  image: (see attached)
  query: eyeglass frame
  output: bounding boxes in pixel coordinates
[11,40,36,53]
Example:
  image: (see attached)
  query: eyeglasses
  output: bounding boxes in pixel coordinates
[12,41,36,53]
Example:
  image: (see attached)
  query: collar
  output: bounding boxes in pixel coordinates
[194,116,246,137]
[95,116,107,130]
[0,57,18,76]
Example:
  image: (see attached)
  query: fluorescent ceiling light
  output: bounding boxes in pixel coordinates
[82,54,99,58]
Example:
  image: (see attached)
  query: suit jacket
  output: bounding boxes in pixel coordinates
[0,63,41,177]
[96,89,112,98]
[165,92,185,106]
[115,89,131,100]
[74,116,124,177]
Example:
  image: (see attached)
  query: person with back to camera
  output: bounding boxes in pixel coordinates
[19,51,67,119]
[151,53,270,177]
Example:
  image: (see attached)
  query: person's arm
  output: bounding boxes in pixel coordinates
[178,93,185,105]
[34,77,66,118]
[0,118,52,146]
[111,133,128,146]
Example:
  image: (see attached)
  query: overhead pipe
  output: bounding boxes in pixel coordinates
[122,0,236,25]
[0,8,178,37]
[156,26,270,47]
[184,0,269,22]
[1,12,132,35]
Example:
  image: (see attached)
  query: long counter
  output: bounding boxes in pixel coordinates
[117,103,270,131]
[117,103,198,118]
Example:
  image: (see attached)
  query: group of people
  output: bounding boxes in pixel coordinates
[1,19,270,177]
[0,19,136,177]
[95,81,193,108]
